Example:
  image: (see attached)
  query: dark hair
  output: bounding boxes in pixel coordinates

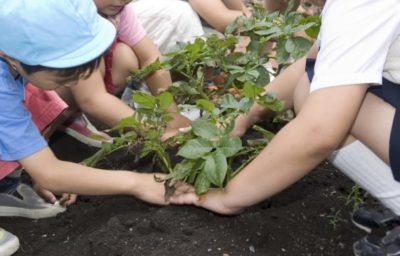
[20,54,103,83]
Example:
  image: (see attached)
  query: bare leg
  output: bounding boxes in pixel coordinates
[111,43,139,95]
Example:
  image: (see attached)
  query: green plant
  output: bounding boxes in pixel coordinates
[346,184,368,211]
[84,91,174,172]
[86,7,320,195]
[226,3,320,71]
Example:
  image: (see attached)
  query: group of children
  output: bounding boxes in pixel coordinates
[1,0,399,255]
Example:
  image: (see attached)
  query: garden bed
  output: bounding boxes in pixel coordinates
[1,131,367,256]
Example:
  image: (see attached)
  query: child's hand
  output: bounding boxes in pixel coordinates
[234,36,251,54]
[33,184,77,207]
[131,172,169,205]
[169,182,242,215]
[167,113,191,130]
[162,113,192,141]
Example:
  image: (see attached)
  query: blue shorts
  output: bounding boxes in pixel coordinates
[306,58,400,181]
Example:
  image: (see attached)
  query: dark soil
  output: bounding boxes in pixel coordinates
[1,131,370,256]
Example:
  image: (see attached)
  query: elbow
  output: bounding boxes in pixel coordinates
[304,124,341,157]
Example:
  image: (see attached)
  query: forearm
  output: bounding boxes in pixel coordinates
[223,84,369,210]
[70,69,134,127]
[235,56,307,132]
[20,148,139,196]
[80,93,134,127]
[144,69,172,96]
[189,0,246,32]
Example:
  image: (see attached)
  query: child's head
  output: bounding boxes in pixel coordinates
[94,0,133,17]
[0,0,116,89]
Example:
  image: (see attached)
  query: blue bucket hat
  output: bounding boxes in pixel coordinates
[0,0,116,68]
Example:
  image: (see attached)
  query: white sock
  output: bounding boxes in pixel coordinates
[328,140,400,215]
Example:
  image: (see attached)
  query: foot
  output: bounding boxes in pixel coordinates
[60,114,112,148]
[353,226,400,256]
[0,228,19,256]
[352,207,400,233]
[0,183,66,219]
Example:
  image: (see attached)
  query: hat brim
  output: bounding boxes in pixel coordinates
[40,16,116,68]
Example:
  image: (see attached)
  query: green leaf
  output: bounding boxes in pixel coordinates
[220,94,240,109]
[285,38,295,53]
[254,26,281,36]
[203,154,217,185]
[290,36,312,59]
[196,99,215,113]
[257,92,284,112]
[133,92,155,109]
[109,116,141,133]
[218,136,243,157]
[192,119,220,139]
[300,15,321,39]
[242,82,264,99]
[237,97,254,112]
[156,92,174,111]
[252,125,275,141]
[247,69,260,79]
[255,65,270,86]
[275,39,290,64]
[203,149,227,187]
[166,160,196,183]
[177,138,213,159]
[194,172,211,195]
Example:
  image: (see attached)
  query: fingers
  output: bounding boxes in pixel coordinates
[169,193,200,205]
[34,184,57,204]
[59,193,78,207]
[168,182,199,205]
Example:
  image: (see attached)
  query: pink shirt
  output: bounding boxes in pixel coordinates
[109,3,146,46]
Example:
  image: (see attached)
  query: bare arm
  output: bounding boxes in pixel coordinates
[173,83,368,214]
[20,147,166,204]
[132,36,191,129]
[232,43,318,136]
[189,0,249,32]
[132,35,173,96]
[71,69,134,127]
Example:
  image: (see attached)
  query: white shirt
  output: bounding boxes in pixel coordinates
[311,0,400,92]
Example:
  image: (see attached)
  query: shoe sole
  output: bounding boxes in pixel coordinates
[60,126,103,148]
[0,236,19,256]
[0,205,66,219]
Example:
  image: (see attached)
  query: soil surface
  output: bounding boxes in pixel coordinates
[1,131,370,256]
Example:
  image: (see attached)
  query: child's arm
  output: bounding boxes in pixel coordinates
[131,35,173,96]
[132,36,191,130]
[189,0,249,32]
[172,82,369,214]
[19,147,167,205]
[70,68,134,127]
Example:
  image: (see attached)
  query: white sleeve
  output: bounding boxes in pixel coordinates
[310,0,400,92]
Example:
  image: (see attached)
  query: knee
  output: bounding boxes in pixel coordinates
[113,42,139,71]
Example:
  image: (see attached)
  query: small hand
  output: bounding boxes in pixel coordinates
[169,182,243,215]
[34,184,77,207]
[132,172,169,205]
[162,113,192,141]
